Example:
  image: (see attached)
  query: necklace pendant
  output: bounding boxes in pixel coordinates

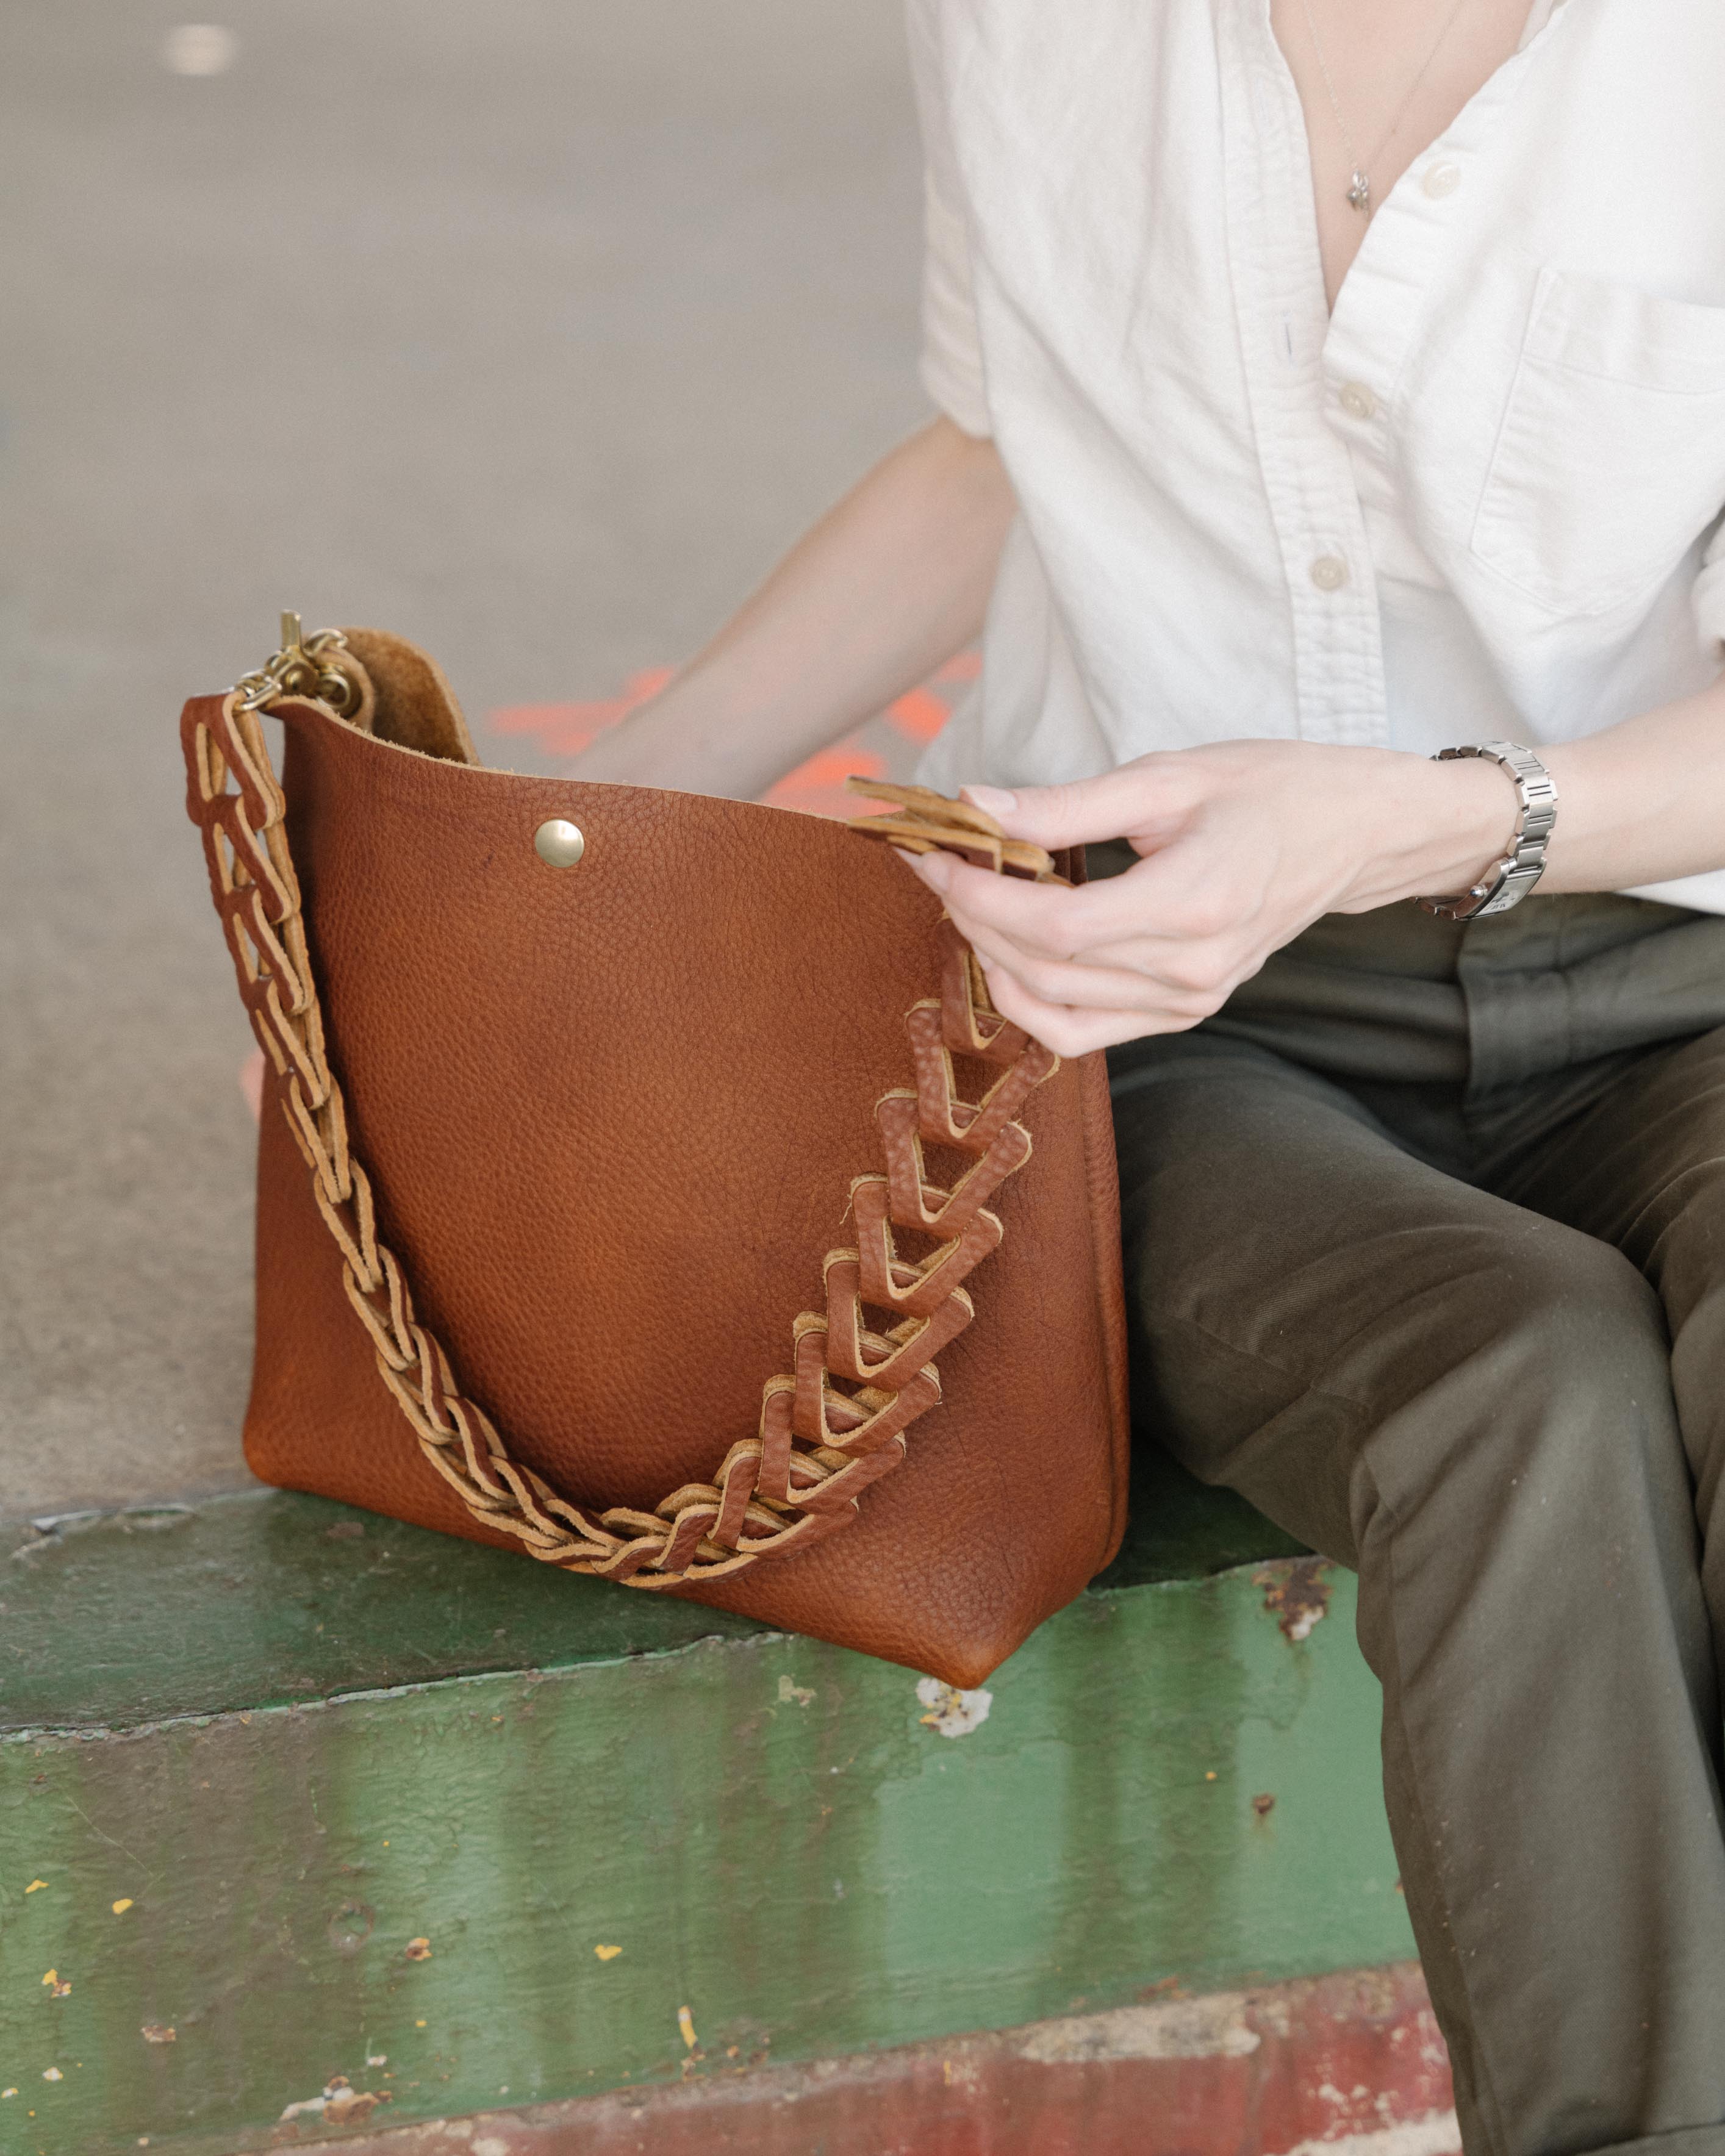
[1346,170,1371,215]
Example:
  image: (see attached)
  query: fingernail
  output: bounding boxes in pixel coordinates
[959,783,1017,816]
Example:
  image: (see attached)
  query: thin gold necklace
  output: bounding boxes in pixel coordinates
[1297,0,1473,217]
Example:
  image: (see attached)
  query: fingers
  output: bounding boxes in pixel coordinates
[978,959,1205,1058]
[961,914,1221,1017]
[958,757,1178,851]
[903,842,1204,957]
[905,839,1244,966]
[881,820,1251,1047]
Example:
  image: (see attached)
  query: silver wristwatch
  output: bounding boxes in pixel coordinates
[1414,740,1558,922]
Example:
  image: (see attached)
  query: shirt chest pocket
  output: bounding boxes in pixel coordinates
[1469,268,1725,617]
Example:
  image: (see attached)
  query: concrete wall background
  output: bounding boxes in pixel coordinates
[0,0,927,1517]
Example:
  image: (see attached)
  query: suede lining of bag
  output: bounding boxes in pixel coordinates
[339,626,479,766]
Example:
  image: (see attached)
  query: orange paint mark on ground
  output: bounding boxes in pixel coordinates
[764,745,889,823]
[884,687,949,745]
[489,668,675,756]
[486,703,612,756]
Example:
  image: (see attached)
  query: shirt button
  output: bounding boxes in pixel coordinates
[1423,161,1462,199]
[1339,382,1377,420]
[1310,554,1349,592]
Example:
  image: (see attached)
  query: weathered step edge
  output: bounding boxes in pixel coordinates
[168,1963,1458,2156]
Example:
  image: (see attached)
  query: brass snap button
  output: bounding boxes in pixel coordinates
[534,818,586,868]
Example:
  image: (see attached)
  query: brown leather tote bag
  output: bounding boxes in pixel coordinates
[181,620,1128,1686]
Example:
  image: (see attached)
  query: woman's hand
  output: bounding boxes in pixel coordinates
[899,740,1513,1055]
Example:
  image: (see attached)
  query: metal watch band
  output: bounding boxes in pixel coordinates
[1413,740,1558,922]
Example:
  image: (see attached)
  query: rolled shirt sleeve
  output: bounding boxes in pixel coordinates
[906,0,993,438]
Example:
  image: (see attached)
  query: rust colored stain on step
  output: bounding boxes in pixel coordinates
[279,1964,1456,2156]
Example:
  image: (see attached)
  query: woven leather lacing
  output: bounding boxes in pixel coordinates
[185,698,1059,1585]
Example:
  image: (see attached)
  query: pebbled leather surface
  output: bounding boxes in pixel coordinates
[204,665,1127,1688]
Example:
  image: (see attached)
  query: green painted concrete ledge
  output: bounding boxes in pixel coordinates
[0,1450,1413,2156]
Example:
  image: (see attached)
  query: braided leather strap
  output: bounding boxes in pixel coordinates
[184,692,1060,1586]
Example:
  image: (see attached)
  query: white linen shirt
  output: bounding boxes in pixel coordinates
[908,0,1725,912]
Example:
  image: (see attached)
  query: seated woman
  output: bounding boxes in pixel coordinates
[573,4,1725,2147]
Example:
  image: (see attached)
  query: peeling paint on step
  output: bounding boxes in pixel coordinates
[18,1506,195,1558]
[1280,2108,1461,2156]
[915,1677,992,1736]
[1257,1557,1333,1642]
[279,2073,393,2126]
[1016,1992,1261,2062]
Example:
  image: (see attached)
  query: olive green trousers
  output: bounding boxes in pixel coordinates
[1105,886,1725,2156]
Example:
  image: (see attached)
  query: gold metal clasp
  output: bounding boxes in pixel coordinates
[234,611,362,717]
[278,609,312,678]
